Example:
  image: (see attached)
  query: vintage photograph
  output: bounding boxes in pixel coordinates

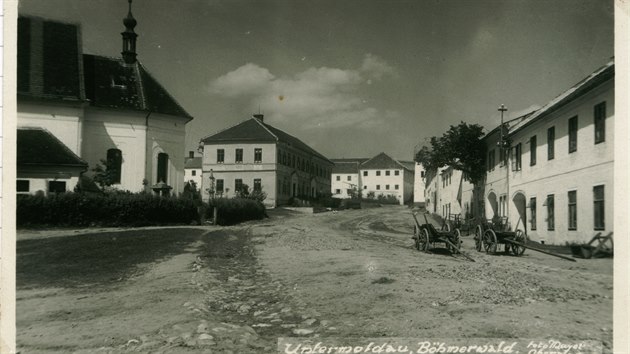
[14,0,615,352]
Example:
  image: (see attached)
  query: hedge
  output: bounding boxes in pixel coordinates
[17,192,199,228]
[205,198,267,226]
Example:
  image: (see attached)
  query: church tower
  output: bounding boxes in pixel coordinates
[121,0,138,64]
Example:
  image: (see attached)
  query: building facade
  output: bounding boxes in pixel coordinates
[423,60,615,245]
[413,162,426,205]
[184,151,203,188]
[330,153,414,205]
[17,9,192,195]
[331,159,367,199]
[361,155,414,205]
[200,115,333,207]
[504,61,614,244]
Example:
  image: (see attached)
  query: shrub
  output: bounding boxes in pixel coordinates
[340,198,361,209]
[376,194,400,205]
[315,194,342,209]
[205,197,266,226]
[234,184,267,203]
[17,192,199,228]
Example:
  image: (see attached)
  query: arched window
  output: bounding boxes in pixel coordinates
[107,148,122,184]
[157,153,169,183]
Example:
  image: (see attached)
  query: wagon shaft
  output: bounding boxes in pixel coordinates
[504,239,577,262]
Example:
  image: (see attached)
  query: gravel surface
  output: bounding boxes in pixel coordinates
[16,205,613,353]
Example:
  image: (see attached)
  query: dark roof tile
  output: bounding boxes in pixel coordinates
[332,161,360,174]
[184,157,202,169]
[361,152,410,170]
[83,54,193,119]
[202,118,333,164]
[17,128,87,167]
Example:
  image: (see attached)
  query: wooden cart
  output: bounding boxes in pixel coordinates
[411,212,475,262]
[474,217,526,256]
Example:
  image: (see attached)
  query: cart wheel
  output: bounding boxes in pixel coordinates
[511,229,526,256]
[483,229,497,254]
[420,228,430,251]
[413,225,421,250]
[474,225,483,252]
[450,229,461,253]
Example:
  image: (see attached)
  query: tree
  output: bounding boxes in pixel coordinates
[92,159,120,189]
[415,122,486,183]
[182,180,202,204]
[235,184,267,203]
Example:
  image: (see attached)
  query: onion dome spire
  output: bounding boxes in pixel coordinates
[121,0,138,64]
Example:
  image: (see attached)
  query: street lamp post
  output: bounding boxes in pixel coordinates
[208,169,218,224]
[498,104,509,227]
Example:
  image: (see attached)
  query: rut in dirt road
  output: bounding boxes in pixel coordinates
[191,227,336,348]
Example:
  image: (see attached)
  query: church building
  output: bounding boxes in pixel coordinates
[17,1,193,195]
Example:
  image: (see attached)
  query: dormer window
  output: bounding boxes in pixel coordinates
[110,76,127,90]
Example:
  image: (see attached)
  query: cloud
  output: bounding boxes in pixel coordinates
[361,53,396,79]
[209,54,397,129]
[209,63,274,97]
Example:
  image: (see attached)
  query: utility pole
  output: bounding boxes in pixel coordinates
[498,104,509,227]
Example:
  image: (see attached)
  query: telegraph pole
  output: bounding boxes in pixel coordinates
[498,104,509,226]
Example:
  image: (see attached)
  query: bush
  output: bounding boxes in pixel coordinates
[340,198,361,209]
[314,193,342,209]
[17,192,199,228]
[376,194,400,205]
[205,198,267,226]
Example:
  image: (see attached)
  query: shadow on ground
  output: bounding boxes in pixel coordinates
[17,228,208,289]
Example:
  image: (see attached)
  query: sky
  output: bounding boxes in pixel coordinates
[19,0,614,161]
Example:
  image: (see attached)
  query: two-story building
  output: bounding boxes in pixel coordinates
[199,115,334,207]
[423,60,615,245]
[505,60,614,244]
[360,153,414,205]
[17,7,192,195]
[330,153,414,205]
[331,158,367,199]
[184,151,203,188]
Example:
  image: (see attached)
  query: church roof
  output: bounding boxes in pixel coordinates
[17,128,88,168]
[83,54,192,119]
[201,117,333,164]
[17,16,192,120]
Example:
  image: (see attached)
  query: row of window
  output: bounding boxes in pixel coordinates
[105,148,170,184]
[529,185,605,231]
[279,178,316,197]
[442,170,453,187]
[212,178,262,194]
[17,180,67,193]
[217,148,263,164]
[489,101,606,172]
[371,184,399,191]
[276,149,330,179]
[442,203,452,218]
[336,175,353,182]
[334,189,354,195]
[362,170,400,177]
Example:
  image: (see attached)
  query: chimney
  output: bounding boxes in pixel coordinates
[189,151,195,158]
[253,114,264,122]
[121,0,138,64]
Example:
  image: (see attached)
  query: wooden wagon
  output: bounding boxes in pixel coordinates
[474,217,526,256]
[411,212,475,261]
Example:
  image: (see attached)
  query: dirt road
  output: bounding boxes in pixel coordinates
[16,206,612,353]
